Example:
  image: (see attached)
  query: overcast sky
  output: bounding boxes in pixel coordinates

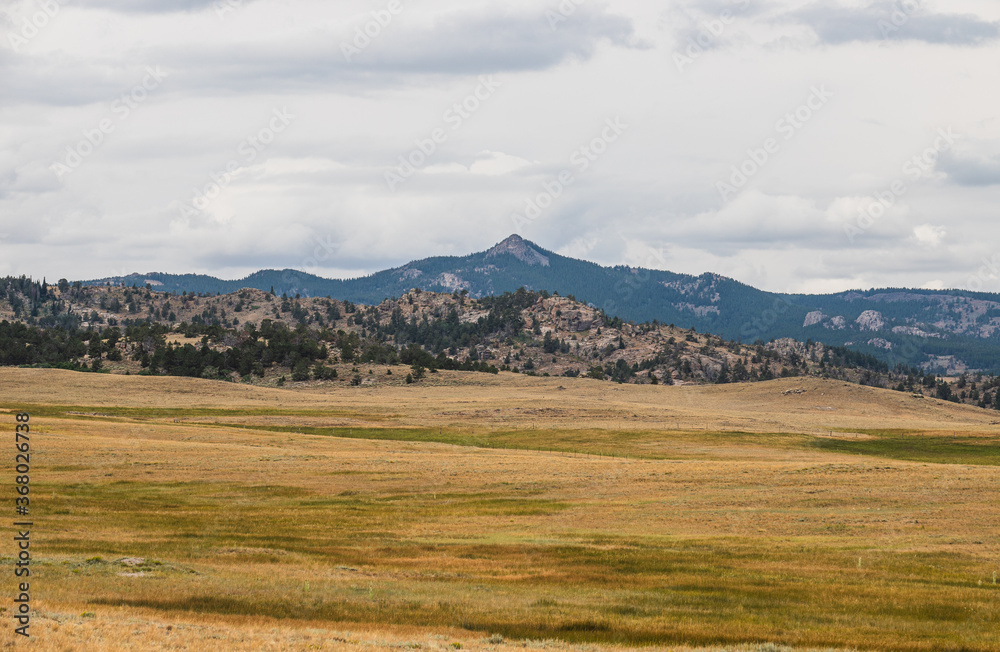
[2,0,999,294]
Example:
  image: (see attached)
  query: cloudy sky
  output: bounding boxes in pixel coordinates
[2,0,999,294]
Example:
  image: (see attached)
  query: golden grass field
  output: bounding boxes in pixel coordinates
[2,367,999,651]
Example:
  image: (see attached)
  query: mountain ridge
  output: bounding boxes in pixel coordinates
[78,234,1000,373]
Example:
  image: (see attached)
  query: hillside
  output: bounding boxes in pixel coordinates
[3,276,999,411]
[3,368,995,434]
[79,235,1000,374]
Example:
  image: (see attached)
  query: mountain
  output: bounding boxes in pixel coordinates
[7,277,996,411]
[80,234,1000,373]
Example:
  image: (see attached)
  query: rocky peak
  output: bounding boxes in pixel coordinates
[485,234,550,267]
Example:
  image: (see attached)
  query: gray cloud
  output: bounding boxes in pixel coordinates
[77,0,233,13]
[939,152,1000,186]
[224,6,640,80]
[789,2,1000,45]
[2,0,1000,294]
[378,7,640,73]
[668,0,759,51]
[1,6,639,107]
[0,57,143,108]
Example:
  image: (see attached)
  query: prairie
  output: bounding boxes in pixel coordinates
[1,367,999,651]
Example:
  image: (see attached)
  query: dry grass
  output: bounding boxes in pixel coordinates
[10,605,861,652]
[1,368,999,651]
[2,368,996,433]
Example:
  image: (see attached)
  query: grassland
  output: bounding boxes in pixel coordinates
[2,367,999,651]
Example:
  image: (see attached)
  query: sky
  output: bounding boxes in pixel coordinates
[1,0,999,294]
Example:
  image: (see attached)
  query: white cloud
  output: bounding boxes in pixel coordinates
[556,235,600,260]
[913,224,946,246]
[469,151,536,176]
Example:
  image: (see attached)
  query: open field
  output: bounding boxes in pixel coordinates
[2,368,999,650]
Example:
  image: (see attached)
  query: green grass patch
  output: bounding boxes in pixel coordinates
[70,536,1000,650]
[37,480,572,560]
[185,423,810,461]
[6,400,812,461]
[1,403,396,421]
[814,431,1000,466]
[29,473,1000,651]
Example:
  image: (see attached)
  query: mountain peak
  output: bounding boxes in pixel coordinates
[485,234,550,267]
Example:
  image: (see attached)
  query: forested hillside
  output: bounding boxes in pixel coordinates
[3,276,999,410]
[80,235,1000,374]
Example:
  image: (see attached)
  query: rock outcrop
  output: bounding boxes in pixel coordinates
[855,310,885,332]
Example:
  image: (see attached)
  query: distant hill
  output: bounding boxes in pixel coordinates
[8,277,998,411]
[80,235,1000,373]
